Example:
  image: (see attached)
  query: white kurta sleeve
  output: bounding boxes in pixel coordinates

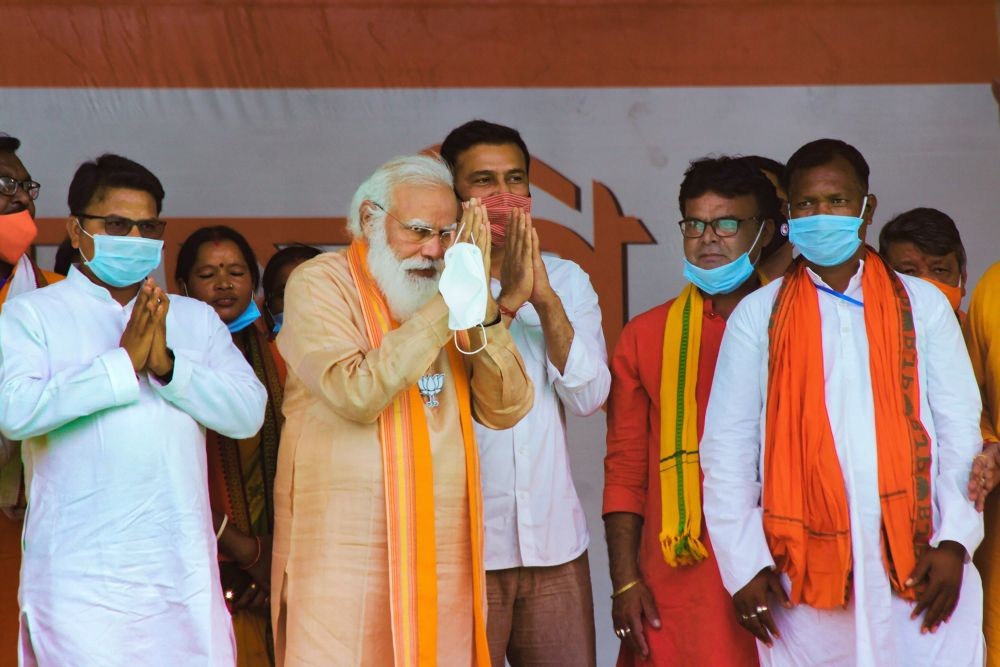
[920,289,984,557]
[0,298,140,441]
[546,267,611,417]
[151,309,267,439]
[700,296,776,595]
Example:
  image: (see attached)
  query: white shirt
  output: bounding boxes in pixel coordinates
[0,267,267,667]
[476,256,610,569]
[700,261,984,667]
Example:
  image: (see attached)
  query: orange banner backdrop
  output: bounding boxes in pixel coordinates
[3,1,997,88]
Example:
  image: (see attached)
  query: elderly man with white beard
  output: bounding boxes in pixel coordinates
[270,154,534,667]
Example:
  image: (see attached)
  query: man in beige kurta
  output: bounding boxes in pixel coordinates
[271,154,533,666]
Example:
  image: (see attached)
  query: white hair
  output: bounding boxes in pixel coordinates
[347,153,454,238]
[365,215,443,320]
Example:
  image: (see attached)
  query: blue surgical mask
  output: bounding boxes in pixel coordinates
[682,219,766,295]
[271,311,284,334]
[227,300,262,334]
[788,196,868,267]
[78,223,164,288]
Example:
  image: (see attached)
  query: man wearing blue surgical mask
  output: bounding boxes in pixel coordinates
[0,154,266,666]
[701,139,985,666]
[604,156,776,666]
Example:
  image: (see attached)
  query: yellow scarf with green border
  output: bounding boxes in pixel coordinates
[658,283,709,567]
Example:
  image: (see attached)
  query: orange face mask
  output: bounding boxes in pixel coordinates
[922,276,963,311]
[0,209,38,264]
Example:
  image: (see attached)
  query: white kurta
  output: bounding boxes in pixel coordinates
[477,256,610,569]
[0,267,267,667]
[701,261,985,667]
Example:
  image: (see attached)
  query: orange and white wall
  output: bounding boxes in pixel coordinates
[3,2,998,663]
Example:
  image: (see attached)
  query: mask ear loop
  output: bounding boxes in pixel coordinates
[452,221,467,248]
[747,219,768,266]
[75,218,96,264]
[454,325,488,355]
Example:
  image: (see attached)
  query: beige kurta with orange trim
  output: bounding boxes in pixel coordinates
[271,251,533,667]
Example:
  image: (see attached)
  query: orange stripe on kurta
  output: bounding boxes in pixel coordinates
[346,240,488,666]
[1,2,995,87]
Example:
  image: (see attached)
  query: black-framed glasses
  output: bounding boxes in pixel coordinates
[0,176,40,200]
[74,213,167,239]
[371,202,458,247]
[678,216,761,239]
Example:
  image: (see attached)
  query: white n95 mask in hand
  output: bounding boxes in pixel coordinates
[439,239,488,331]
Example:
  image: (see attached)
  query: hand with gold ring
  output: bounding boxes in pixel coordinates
[611,578,660,659]
[968,442,1000,511]
[732,567,789,647]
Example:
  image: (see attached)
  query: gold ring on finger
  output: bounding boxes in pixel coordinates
[756,605,768,614]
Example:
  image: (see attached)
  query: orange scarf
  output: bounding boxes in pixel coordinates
[346,240,489,667]
[764,248,932,608]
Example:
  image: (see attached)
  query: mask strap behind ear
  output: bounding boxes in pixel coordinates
[75,219,95,264]
[859,195,869,219]
[454,325,487,355]
[748,219,768,265]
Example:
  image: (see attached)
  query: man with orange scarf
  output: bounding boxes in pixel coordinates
[270,154,533,666]
[603,156,777,666]
[701,139,984,666]
[0,133,62,666]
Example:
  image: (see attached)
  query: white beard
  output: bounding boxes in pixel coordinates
[366,222,443,321]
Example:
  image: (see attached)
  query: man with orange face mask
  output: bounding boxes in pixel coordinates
[0,132,62,667]
[879,207,967,322]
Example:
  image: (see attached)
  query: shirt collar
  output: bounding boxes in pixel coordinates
[805,258,865,298]
[67,265,141,308]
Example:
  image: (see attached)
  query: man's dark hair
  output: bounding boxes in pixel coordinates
[678,156,785,234]
[783,138,870,192]
[263,244,322,299]
[53,236,80,276]
[440,120,531,174]
[0,133,21,154]
[741,155,786,183]
[67,153,165,216]
[175,225,261,292]
[879,207,966,271]
[739,155,788,259]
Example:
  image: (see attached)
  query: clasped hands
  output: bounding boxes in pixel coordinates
[120,277,174,380]
[495,206,556,316]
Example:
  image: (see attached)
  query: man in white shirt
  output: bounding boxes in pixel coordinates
[441,120,610,666]
[700,138,984,666]
[0,153,267,666]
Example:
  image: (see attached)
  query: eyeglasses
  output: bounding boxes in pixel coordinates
[371,202,458,247]
[74,213,167,239]
[0,176,40,200]
[678,216,761,239]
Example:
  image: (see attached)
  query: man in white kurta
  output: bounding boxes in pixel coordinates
[0,266,266,665]
[700,140,984,666]
[0,155,267,666]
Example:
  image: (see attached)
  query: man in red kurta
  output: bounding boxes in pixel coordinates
[603,156,781,666]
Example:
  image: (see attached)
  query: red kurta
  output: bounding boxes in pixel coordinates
[603,298,758,667]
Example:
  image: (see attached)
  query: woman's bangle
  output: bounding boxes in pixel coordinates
[215,514,229,541]
[240,536,262,571]
[611,578,643,599]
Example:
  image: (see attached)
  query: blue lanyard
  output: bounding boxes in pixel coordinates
[814,283,863,307]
